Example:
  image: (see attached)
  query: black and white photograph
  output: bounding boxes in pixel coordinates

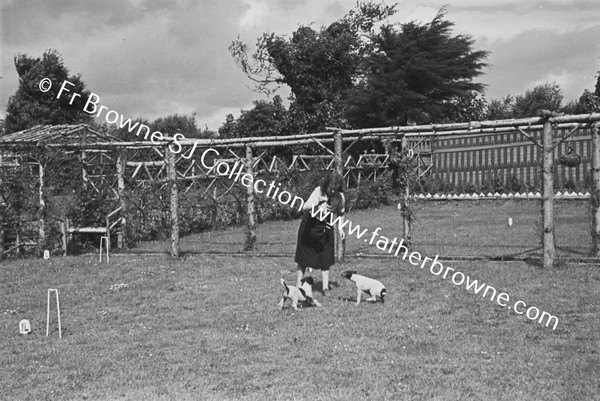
[1,1,599,399]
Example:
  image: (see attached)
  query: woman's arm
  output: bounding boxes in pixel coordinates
[337,193,346,239]
[302,187,326,211]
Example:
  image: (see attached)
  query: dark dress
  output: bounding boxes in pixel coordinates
[294,190,344,270]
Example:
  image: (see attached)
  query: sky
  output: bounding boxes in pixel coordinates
[1,0,599,132]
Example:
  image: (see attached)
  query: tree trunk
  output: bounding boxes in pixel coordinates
[116,152,126,248]
[401,136,412,249]
[542,120,555,268]
[245,146,257,251]
[167,146,179,257]
[334,130,345,262]
[38,161,45,243]
[591,123,600,256]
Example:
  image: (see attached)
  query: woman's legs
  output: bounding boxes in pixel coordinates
[296,264,306,287]
[322,269,330,292]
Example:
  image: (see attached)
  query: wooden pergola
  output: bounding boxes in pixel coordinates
[2,112,600,268]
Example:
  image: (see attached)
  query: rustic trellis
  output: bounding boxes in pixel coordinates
[2,113,600,268]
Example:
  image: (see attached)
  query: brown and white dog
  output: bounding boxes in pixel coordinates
[278,277,322,310]
[341,270,386,305]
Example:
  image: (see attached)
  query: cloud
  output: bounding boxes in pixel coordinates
[1,0,600,130]
[239,0,270,31]
[481,24,600,101]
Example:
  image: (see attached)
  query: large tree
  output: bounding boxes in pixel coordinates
[344,9,489,127]
[230,2,397,132]
[574,89,600,114]
[4,50,92,134]
[151,113,207,139]
[220,95,288,138]
[512,82,563,118]
[485,95,515,120]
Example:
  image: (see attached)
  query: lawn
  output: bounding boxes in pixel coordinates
[1,200,599,400]
[137,199,594,260]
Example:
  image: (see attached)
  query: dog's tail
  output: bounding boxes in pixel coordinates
[280,278,290,295]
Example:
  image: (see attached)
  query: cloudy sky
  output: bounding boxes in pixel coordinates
[1,0,599,131]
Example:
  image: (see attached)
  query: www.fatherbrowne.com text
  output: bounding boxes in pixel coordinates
[309,205,559,330]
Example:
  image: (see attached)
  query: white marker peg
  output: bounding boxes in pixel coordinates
[508,217,513,227]
[19,319,31,335]
[46,289,62,339]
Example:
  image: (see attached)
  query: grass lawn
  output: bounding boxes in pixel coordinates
[1,200,599,400]
[138,199,594,260]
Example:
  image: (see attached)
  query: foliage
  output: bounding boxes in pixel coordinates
[484,82,568,120]
[152,113,201,138]
[230,1,397,132]
[104,113,215,142]
[104,117,152,141]
[4,50,92,134]
[344,8,489,127]
[218,114,237,139]
[230,3,489,134]
[435,91,488,124]
[0,147,119,256]
[233,95,288,138]
[575,89,600,113]
[512,82,563,118]
[230,2,396,99]
[121,182,170,246]
[485,95,515,120]
[0,160,39,254]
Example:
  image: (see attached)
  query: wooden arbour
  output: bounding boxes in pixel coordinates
[2,113,600,268]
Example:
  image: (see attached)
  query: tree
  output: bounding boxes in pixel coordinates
[344,9,489,127]
[572,90,600,114]
[4,50,92,134]
[218,114,237,138]
[436,91,487,123]
[232,95,288,138]
[230,2,397,131]
[485,95,515,120]
[151,113,203,138]
[512,82,563,118]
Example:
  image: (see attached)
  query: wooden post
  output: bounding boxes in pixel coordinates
[60,221,67,255]
[333,130,345,262]
[81,150,88,190]
[401,136,412,249]
[245,146,257,251]
[541,119,556,268]
[211,187,218,228]
[166,146,179,257]
[116,152,126,248]
[38,161,46,243]
[591,123,600,256]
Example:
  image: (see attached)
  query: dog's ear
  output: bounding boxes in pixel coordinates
[301,276,315,285]
[341,270,355,279]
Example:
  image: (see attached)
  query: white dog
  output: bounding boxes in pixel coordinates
[341,270,386,305]
[278,277,322,310]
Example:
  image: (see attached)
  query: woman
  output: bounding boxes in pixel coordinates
[295,171,346,294]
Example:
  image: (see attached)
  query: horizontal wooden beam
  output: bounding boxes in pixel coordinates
[2,114,599,152]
